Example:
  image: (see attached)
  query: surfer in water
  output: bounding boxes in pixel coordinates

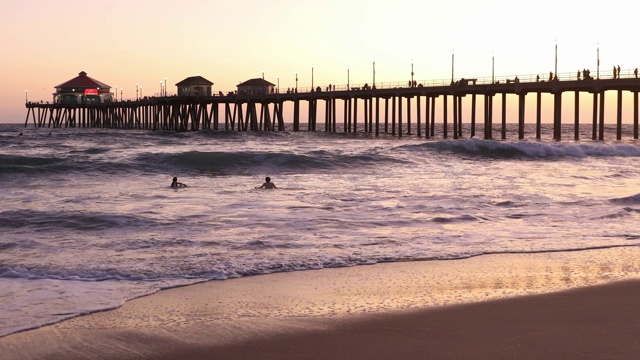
[256,176,277,189]
[171,177,187,188]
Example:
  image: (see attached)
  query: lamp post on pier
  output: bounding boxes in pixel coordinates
[373,58,376,89]
[311,64,314,91]
[136,83,139,100]
[295,71,298,92]
[115,86,118,101]
[597,44,600,79]
[451,50,455,84]
[160,81,163,97]
[140,86,142,99]
[492,53,495,84]
[277,75,280,93]
[25,90,28,103]
[411,59,414,87]
[347,65,350,90]
[554,41,558,80]
[164,77,167,96]
[120,88,123,101]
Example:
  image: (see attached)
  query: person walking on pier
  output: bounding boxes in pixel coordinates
[617,65,621,78]
[613,65,617,79]
[257,176,277,189]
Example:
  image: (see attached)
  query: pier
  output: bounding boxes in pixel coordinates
[25,73,640,141]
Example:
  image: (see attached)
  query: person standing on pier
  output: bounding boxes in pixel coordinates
[613,65,617,79]
[617,65,621,78]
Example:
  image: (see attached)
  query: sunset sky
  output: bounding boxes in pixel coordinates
[2,0,639,124]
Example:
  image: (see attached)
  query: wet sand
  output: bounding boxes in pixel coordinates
[1,247,639,360]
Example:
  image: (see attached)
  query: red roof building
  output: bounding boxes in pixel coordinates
[53,71,113,104]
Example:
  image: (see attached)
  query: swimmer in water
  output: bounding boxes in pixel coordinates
[256,176,277,189]
[171,177,187,188]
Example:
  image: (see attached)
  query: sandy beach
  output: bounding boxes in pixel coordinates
[1,246,639,360]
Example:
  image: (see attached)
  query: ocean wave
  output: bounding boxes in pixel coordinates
[400,138,640,158]
[609,194,640,205]
[135,150,403,175]
[0,210,157,231]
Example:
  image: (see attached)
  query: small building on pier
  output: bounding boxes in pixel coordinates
[237,78,275,95]
[175,75,214,97]
[53,71,113,104]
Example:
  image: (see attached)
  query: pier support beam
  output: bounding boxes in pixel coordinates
[574,91,580,141]
[471,94,476,138]
[599,92,605,141]
[398,95,403,137]
[617,90,623,140]
[518,93,525,140]
[391,96,396,135]
[536,92,541,140]
[635,91,639,139]
[430,96,436,137]
[453,95,458,139]
[592,93,598,140]
[425,96,430,139]
[375,97,380,136]
[553,92,562,141]
[443,95,448,139]
[501,93,507,140]
[416,96,421,137]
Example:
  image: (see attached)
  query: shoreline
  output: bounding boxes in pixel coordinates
[1,246,639,359]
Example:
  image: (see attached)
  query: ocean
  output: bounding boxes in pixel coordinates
[1,122,640,338]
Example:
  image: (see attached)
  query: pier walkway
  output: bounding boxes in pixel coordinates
[25,72,640,141]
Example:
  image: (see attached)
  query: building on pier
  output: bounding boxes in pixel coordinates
[53,71,113,104]
[237,78,275,95]
[175,75,214,96]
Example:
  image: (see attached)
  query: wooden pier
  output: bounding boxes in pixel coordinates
[25,76,640,141]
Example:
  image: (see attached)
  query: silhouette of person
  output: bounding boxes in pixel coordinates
[613,65,617,79]
[635,68,638,78]
[257,176,277,189]
[536,74,540,82]
[617,65,621,78]
[171,177,187,188]
[577,70,581,80]
[549,72,553,81]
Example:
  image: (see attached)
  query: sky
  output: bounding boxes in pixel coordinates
[2,0,639,124]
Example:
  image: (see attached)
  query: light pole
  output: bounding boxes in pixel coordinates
[160,81,163,97]
[164,77,167,96]
[311,64,314,91]
[277,75,279,93]
[373,58,376,89]
[140,86,143,99]
[115,86,118,101]
[554,41,558,80]
[411,59,414,87]
[262,70,264,80]
[492,53,495,84]
[597,44,600,79]
[136,83,139,100]
[121,88,123,101]
[295,71,298,92]
[347,65,350,90]
[451,50,455,83]
[25,90,28,103]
